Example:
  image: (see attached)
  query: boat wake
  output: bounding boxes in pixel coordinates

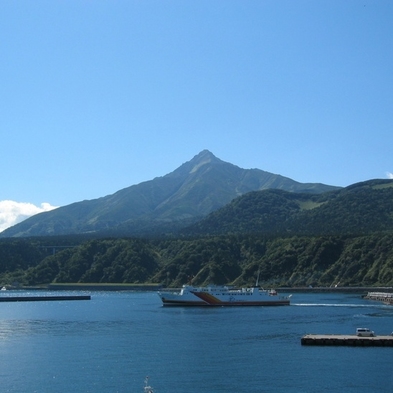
[293,303,388,308]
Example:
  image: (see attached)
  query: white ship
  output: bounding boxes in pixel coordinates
[158,284,291,306]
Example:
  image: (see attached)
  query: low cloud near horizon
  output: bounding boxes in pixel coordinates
[0,200,59,233]
[387,172,393,179]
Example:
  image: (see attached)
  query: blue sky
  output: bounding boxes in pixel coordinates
[1,0,392,231]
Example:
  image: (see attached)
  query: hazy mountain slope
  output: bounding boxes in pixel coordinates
[1,150,339,237]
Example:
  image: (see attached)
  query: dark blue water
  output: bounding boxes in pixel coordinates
[0,291,392,392]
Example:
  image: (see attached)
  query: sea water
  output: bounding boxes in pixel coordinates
[0,291,392,393]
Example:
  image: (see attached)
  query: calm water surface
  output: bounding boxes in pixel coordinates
[0,291,392,392]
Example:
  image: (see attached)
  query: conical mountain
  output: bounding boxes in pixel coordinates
[0,150,339,237]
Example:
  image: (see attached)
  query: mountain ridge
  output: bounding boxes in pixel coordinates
[1,150,340,238]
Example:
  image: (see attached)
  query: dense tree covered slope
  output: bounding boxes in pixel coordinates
[1,233,392,287]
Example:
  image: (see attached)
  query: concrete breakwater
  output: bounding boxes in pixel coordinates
[301,334,393,346]
[363,291,393,305]
[47,283,162,291]
[0,295,91,302]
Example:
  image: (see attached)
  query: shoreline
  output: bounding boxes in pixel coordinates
[2,284,392,294]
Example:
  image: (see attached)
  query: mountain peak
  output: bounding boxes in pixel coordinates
[192,150,221,163]
[189,150,220,174]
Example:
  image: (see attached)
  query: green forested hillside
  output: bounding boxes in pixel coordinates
[1,233,392,288]
[185,179,393,236]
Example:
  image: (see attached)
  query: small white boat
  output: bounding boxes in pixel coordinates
[144,376,154,393]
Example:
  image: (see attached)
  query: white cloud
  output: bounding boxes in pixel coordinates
[387,172,393,179]
[0,200,59,233]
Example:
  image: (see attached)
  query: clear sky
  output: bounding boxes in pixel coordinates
[1,0,392,231]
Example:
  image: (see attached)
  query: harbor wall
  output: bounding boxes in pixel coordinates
[363,291,393,305]
[47,283,162,291]
[278,286,393,294]
[301,334,393,347]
